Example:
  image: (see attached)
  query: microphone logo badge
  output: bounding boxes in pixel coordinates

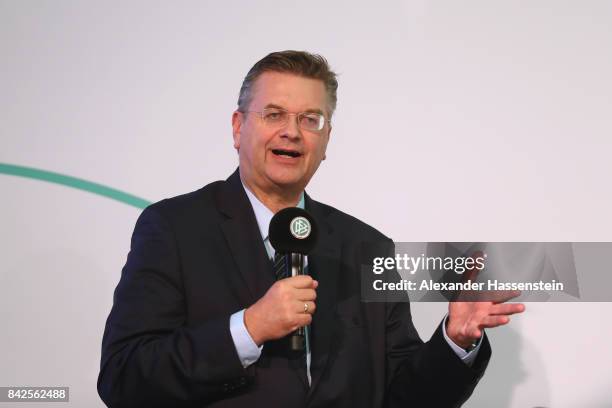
[290,216,311,239]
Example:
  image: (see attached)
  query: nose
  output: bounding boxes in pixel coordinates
[280,113,302,140]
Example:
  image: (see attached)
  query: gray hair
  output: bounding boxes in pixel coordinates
[237,50,338,117]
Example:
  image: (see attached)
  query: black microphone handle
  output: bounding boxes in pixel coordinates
[289,253,306,351]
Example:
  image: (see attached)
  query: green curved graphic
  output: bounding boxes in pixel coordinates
[0,163,151,209]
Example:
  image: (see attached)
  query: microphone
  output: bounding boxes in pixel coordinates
[269,207,318,351]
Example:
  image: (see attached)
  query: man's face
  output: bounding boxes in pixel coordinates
[232,71,331,197]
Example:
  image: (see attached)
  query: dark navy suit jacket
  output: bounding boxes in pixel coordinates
[97,169,491,407]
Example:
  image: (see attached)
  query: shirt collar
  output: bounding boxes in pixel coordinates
[241,182,305,241]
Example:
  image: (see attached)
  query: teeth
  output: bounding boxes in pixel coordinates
[273,149,300,158]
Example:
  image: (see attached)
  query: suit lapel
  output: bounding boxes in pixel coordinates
[215,176,341,392]
[215,169,275,305]
[305,195,341,397]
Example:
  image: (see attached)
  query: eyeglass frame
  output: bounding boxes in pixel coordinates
[239,106,331,132]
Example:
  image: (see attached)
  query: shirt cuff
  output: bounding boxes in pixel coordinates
[441,315,482,367]
[229,309,263,368]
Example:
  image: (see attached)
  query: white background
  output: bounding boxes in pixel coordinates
[1,1,611,407]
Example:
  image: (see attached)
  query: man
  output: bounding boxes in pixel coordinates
[98,51,524,407]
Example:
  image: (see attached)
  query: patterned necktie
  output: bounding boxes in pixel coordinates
[273,252,289,280]
[273,251,310,385]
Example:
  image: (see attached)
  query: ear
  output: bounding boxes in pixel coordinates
[231,111,243,151]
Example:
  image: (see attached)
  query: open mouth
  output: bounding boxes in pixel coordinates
[272,149,302,158]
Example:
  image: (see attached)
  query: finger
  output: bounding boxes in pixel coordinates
[461,269,478,286]
[291,312,313,330]
[490,303,525,316]
[295,300,316,315]
[286,275,315,288]
[478,315,510,329]
[295,288,317,301]
[468,328,482,340]
[461,250,484,282]
[471,250,484,268]
[492,290,522,304]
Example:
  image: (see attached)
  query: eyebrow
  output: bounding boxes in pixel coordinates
[264,103,325,116]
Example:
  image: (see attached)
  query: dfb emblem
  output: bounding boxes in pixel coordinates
[290,216,311,239]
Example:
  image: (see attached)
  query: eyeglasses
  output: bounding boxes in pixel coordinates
[242,108,329,131]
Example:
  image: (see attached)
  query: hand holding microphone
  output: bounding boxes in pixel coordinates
[244,275,317,346]
[244,208,318,349]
